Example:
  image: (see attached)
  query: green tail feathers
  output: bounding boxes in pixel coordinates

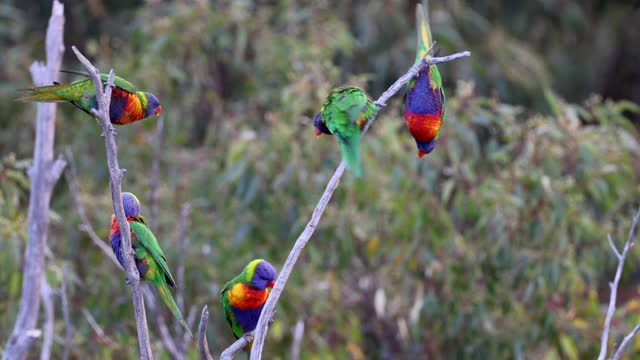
[339,135,362,177]
[16,83,73,102]
[155,279,192,337]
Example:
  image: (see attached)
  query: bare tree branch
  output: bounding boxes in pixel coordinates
[39,280,55,360]
[60,269,73,360]
[71,46,153,360]
[148,115,165,232]
[180,306,198,355]
[220,335,253,360]
[197,306,213,360]
[290,319,304,360]
[3,3,66,359]
[81,308,112,344]
[599,207,640,360]
[64,148,120,267]
[249,45,471,359]
[175,202,191,334]
[613,324,640,360]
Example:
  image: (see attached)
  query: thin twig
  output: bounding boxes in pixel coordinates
[180,306,197,355]
[81,308,106,339]
[60,269,73,360]
[3,2,65,359]
[290,318,305,360]
[612,324,640,360]
[598,207,640,360]
[71,46,153,360]
[175,202,191,334]
[249,45,471,359]
[220,335,253,360]
[39,279,54,360]
[197,306,213,360]
[65,148,120,267]
[148,115,165,232]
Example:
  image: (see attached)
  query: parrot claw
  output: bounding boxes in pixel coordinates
[243,331,255,342]
[125,277,130,285]
[374,101,386,108]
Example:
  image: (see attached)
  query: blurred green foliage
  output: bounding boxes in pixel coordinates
[1,0,640,359]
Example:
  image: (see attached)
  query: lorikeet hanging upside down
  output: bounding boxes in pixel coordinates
[17,70,161,125]
[313,86,377,177]
[220,259,277,347]
[108,192,191,336]
[402,1,446,158]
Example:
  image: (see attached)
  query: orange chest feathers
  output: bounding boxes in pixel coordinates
[228,283,270,310]
[111,89,144,125]
[404,112,442,142]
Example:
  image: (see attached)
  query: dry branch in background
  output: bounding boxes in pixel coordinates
[249,45,471,359]
[290,319,305,360]
[60,269,73,360]
[81,308,115,347]
[148,115,165,232]
[3,2,66,359]
[598,207,640,360]
[65,148,120,267]
[39,280,55,360]
[176,202,191,334]
[197,306,213,360]
[71,46,154,360]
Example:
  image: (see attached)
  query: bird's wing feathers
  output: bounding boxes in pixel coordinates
[60,70,138,93]
[129,220,176,285]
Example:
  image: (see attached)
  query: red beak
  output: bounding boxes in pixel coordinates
[267,280,275,288]
[315,128,322,137]
[417,150,426,158]
[155,105,162,116]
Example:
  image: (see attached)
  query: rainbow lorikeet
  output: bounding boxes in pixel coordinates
[108,192,191,336]
[402,1,446,158]
[17,70,161,125]
[220,259,277,345]
[313,86,377,177]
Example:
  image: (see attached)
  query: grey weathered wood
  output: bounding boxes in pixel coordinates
[3,2,66,359]
[197,306,214,360]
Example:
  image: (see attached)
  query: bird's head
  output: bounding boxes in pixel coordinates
[121,192,141,218]
[144,93,162,117]
[416,139,437,158]
[246,259,277,290]
[313,112,331,137]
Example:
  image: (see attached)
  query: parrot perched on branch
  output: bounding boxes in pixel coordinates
[220,259,277,347]
[17,70,161,125]
[403,1,446,158]
[108,192,191,336]
[313,86,377,177]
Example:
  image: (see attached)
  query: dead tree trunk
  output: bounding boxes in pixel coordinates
[3,2,66,360]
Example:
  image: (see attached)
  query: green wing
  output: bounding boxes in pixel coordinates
[60,70,137,93]
[323,87,375,136]
[129,220,176,286]
[102,74,138,93]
